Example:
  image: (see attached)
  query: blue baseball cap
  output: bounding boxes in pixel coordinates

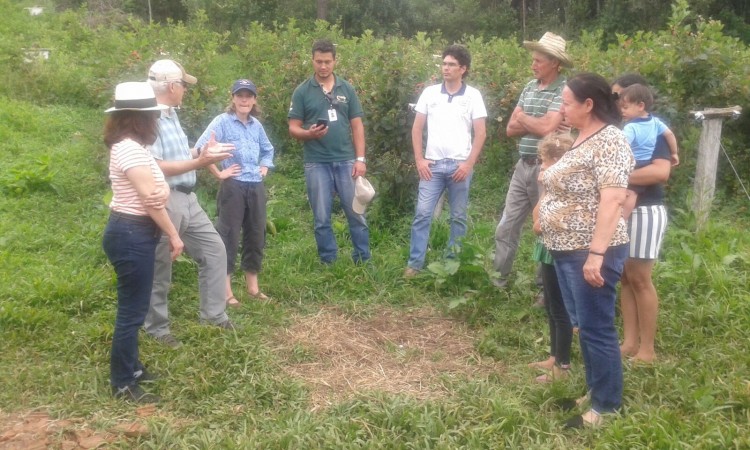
[231,79,257,96]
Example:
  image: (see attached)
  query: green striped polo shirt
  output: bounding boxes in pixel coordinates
[516,76,565,156]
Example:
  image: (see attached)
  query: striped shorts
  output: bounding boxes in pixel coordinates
[627,205,668,260]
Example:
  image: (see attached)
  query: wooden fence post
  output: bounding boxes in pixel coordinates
[689,106,741,230]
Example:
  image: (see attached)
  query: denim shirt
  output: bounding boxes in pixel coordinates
[195,112,275,183]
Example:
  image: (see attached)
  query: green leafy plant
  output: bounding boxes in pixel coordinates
[423,240,492,308]
[1,155,59,196]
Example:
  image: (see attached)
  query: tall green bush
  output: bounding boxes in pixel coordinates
[1,0,748,215]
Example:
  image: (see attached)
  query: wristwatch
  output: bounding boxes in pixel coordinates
[356,156,366,163]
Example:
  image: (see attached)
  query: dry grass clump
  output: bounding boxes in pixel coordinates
[277,307,503,411]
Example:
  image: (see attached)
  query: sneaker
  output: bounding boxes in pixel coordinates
[215,319,236,331]
[112,384,160,404]
[153,333,182,349]
[134,368,158,383]
[403,267,420,278]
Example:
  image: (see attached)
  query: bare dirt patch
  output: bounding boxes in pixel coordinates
[0,408,153,449]
[276,306,503,411]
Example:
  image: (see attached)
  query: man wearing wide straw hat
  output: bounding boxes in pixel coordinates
[492,32,572,300]
[145,59,236,349]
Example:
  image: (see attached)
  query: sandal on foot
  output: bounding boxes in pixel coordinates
[248,291,269,301]
[226,296,241,308]
[528,358,555,370]
[535,365,569,383]
[535,373,554,383]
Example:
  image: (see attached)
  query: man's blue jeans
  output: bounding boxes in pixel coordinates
[102,212,161,389]
[407,159,473,270]
[304,160,370,264]
[552,244,628,414]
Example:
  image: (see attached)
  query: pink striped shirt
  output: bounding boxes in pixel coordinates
[108,139,166,216]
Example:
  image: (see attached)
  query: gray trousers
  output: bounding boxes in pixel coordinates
[145,191,229,337]
[493,158,542,286]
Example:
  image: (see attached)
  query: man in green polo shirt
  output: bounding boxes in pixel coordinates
[492,32,572,302]
[288,39,370,264]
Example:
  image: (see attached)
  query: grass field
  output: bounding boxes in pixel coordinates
[1,99,749,448]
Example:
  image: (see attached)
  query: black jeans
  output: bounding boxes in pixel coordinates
[542,261,573,366]
[216,179,266,274]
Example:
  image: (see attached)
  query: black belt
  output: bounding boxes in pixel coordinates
[172,185,194,194]
[110,210,154,224]
[520,155,540,165]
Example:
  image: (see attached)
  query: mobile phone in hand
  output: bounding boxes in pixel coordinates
[316,119,328,128]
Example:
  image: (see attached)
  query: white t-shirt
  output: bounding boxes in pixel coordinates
[414,82,487,161]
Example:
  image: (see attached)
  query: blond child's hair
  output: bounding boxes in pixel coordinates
[538,132,573,162]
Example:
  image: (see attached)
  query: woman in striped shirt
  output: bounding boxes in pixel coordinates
[102,82,184,403]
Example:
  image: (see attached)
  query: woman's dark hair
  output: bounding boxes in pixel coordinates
[443,44,471,79]
[612,73,649,89]
[566,73,621,125]
[103,110,159,148]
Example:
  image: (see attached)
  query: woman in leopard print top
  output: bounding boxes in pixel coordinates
[539,73,634,428]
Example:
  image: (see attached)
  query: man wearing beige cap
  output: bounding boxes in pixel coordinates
[145,59,236,348]
[492,32,571,300]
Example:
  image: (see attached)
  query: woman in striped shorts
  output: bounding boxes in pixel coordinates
[612,74,672,363]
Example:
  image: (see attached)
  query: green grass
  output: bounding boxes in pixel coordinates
[1,98,750,448]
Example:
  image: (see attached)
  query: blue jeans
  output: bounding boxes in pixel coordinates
[552,245,627,413]
[304,160,370,264]
[102,212,161,389]
[407,159,473,270]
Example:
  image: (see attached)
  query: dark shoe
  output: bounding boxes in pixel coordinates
[556,398,578,412]
[564,410,603,429]
[216,319,236,330]
[112,384,160,404]
[153,333,182,349]
[134,368,158,383]
[563,415,585,429]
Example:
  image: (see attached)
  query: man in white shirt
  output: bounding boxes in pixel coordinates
[404,44,487,277]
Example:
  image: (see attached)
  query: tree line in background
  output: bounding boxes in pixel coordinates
[49,0,750,44]
[4,0,749,219]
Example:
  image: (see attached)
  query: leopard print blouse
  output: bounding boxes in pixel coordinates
[540,125,634,251]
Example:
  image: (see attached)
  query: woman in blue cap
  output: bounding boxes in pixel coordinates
[195,79,275,306]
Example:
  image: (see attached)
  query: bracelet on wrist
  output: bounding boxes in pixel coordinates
[589,250,606,256]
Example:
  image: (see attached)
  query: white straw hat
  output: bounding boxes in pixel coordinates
[105,82,168,113]
[523,32,573,67]
[352,176,375,215]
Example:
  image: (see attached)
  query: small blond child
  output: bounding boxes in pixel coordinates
[619,83,679,220]
[529,132,575,383]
